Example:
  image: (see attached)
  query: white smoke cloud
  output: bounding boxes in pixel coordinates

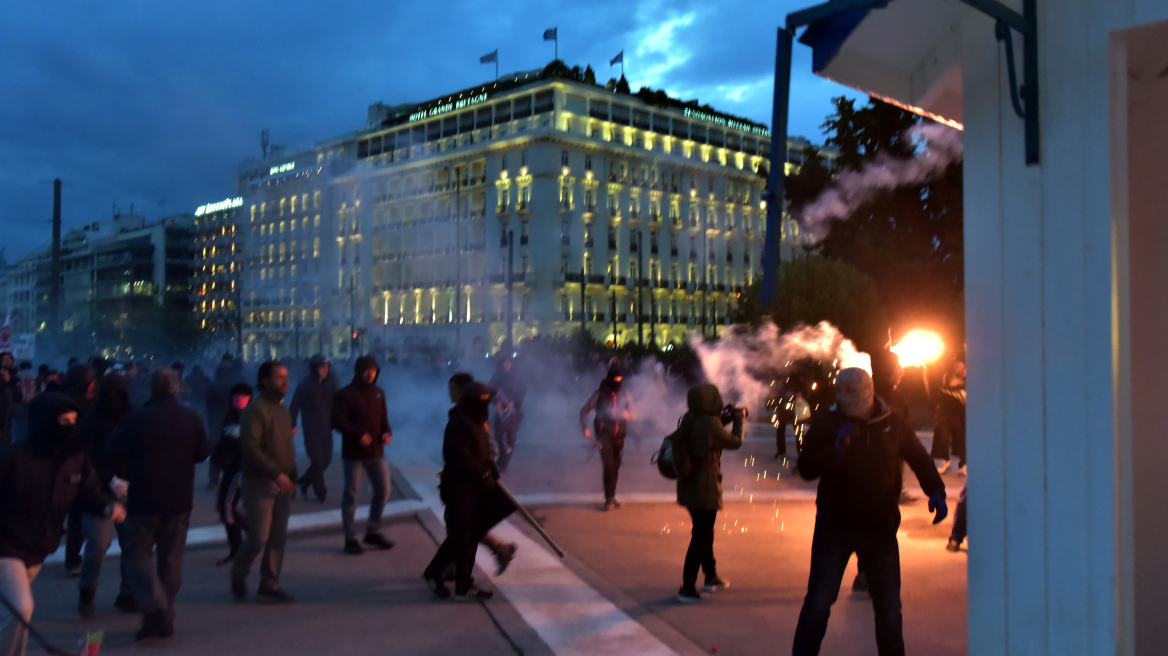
[798,122,963,243]
[690,321,870,413]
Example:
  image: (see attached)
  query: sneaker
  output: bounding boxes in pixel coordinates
[493,542,518,577]
[363,532,395,550]
[611,499,622,509]
[453,586,494,601]
[230,576,247,601]
[676,587,702,603]
[702,578,729,592]
[946,538,963,552]
[65,560,82,577]
[603,500,616,512]
[424,575,452,599]
[216,553,236,567]
[78,588,96,618]
[114,592,138,613]
[936,459,951,474]
[852,571,870,593]
[255,587,295,604]
[135,611,173,641]
[344,539,365,555]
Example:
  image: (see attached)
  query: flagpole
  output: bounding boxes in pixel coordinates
[496,56,499,82]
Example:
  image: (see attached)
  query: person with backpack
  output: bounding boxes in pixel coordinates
[210,383,253,566]
[580,366,635,511]
[673,383,745,603]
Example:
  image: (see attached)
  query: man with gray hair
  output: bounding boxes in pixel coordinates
[792,367,947,656]
[105,368,211,641]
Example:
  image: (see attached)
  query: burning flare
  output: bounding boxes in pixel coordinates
[891,330,944,367]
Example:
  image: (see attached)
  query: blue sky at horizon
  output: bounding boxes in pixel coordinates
[0,0,859,261]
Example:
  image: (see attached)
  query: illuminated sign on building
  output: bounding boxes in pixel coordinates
[195,197,244,216]
[683,108,770,137]
[269,162,296,175]
[409,93,490,122]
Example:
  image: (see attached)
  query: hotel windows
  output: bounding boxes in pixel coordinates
[562,150,569,167]
[585,155,592,172]
[522,150,528,167]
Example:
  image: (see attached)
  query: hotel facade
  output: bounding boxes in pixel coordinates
[237,66,821,361]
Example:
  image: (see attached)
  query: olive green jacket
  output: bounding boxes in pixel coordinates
[675,384,744,511]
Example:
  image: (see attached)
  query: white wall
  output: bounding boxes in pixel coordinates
[963,3,1168,655]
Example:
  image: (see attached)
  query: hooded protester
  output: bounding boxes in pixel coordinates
[580,366,635,511]
[331,355,394,555]
[104,369,211,641]
[423,381,515,601]
[61,364,98,576]
[0,392,123,656]
[76,374,136,617]
[674,384,745,603]
[205,355,244,491]
[0,368,14,449]
[791,368,947,656]
[487,356,527,473]
[289,354,337,503]
[210,383,254,566]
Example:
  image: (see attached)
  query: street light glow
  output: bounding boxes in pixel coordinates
[891,330,944,366]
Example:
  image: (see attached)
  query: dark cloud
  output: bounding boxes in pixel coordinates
[0,0,856,261]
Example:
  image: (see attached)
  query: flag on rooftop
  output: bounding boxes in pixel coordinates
[480,49,498,64]
[543,28,557,41]
[610,51,623,66]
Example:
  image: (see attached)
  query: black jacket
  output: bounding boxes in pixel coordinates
[797,397,944,529]
[77,374,133,485]
[332,356,391,461]
[441,384,495,484]
[210,406,245,474]
[290,374,337,442]
[104,396,211,516]
[0,393,110,566]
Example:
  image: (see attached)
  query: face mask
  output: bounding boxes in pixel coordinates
[51,421,79,454]
[232,395,251,411]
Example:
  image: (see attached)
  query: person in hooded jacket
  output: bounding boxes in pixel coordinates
[205,355,244,491]
[104,369,211,641]
[422,381,515,601]
[61,364,98,575]
[674,383,745,603]
[210,383,254,566]
[792,368,947,656]
[76,374,136,618]
[289,355,336,503]
[0,392,124,656]
[331,356,394,555]
[580,366,635,511]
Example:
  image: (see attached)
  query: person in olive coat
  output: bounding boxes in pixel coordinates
[674,383,745,603]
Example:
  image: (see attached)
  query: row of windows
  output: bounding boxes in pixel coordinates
[251,192,322,221]
[585,99,768,154]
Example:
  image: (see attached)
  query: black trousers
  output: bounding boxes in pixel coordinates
[424,480,514,592]
[950,484,968,544]
[682,508,718,589]
[598,428,626,502]
[216,471,246,555]
[299,431,333,501]
[65,503,85,568]
[792,515,905,656]
[930,416,966,466]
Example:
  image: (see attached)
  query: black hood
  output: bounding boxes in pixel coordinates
[93,374,131,421]
[455,382,493,423]
[598,365,623,395]
[353,355,380,386]
[309,354,329,369]
[62,364,97,402]
[27,392,81,457]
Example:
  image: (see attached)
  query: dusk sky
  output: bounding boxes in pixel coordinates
[0,0,857,261]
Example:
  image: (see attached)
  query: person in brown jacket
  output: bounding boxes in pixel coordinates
[674,383,745,603]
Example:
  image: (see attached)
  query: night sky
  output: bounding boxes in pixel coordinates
[0,0,857,261]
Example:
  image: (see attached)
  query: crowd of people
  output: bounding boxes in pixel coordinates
[0,343,967,656]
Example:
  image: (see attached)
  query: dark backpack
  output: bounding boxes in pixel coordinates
[652,416,691,480]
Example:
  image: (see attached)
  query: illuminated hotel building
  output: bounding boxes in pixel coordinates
[238,65,821,360]
[191,196,244,354]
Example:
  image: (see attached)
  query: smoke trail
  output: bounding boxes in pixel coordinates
[798,122,963,243]
[691,321,870,412]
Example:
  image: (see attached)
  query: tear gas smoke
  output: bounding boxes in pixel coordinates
[691,321,871,413]
[797,122,963,243]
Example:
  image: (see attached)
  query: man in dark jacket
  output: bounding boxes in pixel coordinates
[205,355,243,491]
[487,356,527,473]
[792,368,947,656]
[580,366,635,511]
[0,392,123,656]
[105,369,211,641]
[289,354,336,503]
[331,355,394,555]
[422,382,514,601]
[61,363,98,574]
[231,360,297,604]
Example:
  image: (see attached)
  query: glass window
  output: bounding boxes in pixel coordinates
[426,121,440,141]
[534,90,554,114]
[691,125,707,144]
[441,117,457,138]
[495,102,511,124]
[652,115,670,135]
[633,110,650,130]
[514,95,532,119]
[475,106,493,129]
[458,112,474,133]
[671,121,689,139]
[708,130,724,147]
[588,100,609,120]
[611,104,630,125]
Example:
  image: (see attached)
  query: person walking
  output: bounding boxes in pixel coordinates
[675,383,745,603]
[289,355,336,503]
[61,364,98,576]
[791,368,947,656]
[210,383,254,566]
[0,392,124,656]
[205,355,243,491]
[580,366,634,511]
[332,356,394,555]
[76,374,136,617]
[487,356,527,473]
[947,482,968,552]
[104,369,210,640]
[230,361,297,604]
[925,360,966,475]
[422,381,514,600]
